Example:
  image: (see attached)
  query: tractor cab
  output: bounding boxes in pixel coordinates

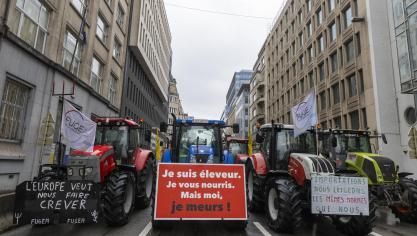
[224,136,249,164]
[160,118,239,164]
[256,123,318,171]
[93,118,151,165]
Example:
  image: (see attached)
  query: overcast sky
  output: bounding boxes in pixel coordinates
[164,0,286,120]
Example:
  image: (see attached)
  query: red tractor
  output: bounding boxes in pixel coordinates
[38,118,156,226]
[224,136,250,164]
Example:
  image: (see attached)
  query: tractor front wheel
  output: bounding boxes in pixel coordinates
[102,170,136,226]
[334,194,376,236]
[246,161,263,212]
[136,158,155,209]
[392,178,417,223]
[265,178,303,233]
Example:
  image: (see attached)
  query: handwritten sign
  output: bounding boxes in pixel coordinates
[14,181,99,225]
[311,175,369,216]
[154,163,247,220]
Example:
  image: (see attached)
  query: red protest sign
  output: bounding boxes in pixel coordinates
[154,163,247,220]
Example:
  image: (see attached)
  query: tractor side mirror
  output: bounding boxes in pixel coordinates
[331,136,337,147]
[232,123,240,134]
[160,122,168,133]
[145,130,151,142]
[381,133,387,144]
[255,132,265,143]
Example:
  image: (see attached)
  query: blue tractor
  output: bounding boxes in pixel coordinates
[160,117,239,164]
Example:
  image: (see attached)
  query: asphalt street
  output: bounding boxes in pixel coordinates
[1,206,415,236]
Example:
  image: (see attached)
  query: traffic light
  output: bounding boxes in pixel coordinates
[408,125,417,159]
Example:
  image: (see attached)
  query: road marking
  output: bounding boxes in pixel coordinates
[138,222,152,236]
[253,221,272,236]
[370,232,383,236]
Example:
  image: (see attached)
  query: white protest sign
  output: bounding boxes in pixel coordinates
[311,175,369,216]
[291,90,317,137]
[60,101,96,152]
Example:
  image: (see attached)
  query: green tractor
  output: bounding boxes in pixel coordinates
[320,129,417,223]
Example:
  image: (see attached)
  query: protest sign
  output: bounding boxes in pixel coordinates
[311,175,369,216]
[154,163,247,220]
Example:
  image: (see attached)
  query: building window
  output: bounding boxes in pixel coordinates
[108,75,117,104]
[343,5,353,29]
[307,21,312,38]
[330,52,338,73]
[332,83,340,104]
[90,57,103,93]
[13,0,49,53]
[316,7,323,26]
[355,32,361,55]
[307,0,312,12]
[309,72,315,88]
[300,78,305,93]
[362,108,368,128]
[0,79,30,141]
[359,70,364,93]
[113,37,121,60]
[307,45,313,61]
[62,30,82,76]
[347,74,357,97]
[116,4,125,27]
[409,13,417,70]
[350,110,359,130]
[345,39,355,63]
[96,14,108,43]
[392,0,405,27]
[320,92,326,111]
[396,32,412,83]
[71,0,87,15]
[245,108,248,115]
[319,63,325,82]
[329,21,337,42]
[318,34,325,53]
[328,0,335,12]
[334,116,342,128]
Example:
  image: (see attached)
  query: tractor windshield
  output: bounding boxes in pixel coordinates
[178,125,221,163]
[95,126,129,159]
[276,130,316,161]
[333,134,372,154]
[229,142,248,156]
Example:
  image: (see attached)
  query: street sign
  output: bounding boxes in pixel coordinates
[154,163,247,220]
[408,125,417,159]
[311,175,369,216]
[14,181,99,225]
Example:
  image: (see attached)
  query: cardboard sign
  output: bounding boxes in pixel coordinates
[14,181,99,225]
[311,175,369,216]
[154,163,247,220]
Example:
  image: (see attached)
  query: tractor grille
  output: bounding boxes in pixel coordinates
[308,156,335,173]
[373,156,396,182]
[195,154,209,163]
[362,159,377,183]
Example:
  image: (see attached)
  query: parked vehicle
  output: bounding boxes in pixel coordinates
[224,136,250,164]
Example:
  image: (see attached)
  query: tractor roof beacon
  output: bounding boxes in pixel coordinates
[245,123,376,236]
[37,117,156,226]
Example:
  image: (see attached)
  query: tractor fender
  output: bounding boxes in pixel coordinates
[398,172,414,178]
[288,156,306,186]
[248,153,267,175]
[134,149,154,171]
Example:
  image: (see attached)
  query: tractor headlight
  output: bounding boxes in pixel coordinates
[190,155,196,163]
[79,167,93,176]
[67,168,73,176]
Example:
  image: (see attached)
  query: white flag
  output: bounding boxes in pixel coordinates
[61,101,96,152]
[291,90,317,137]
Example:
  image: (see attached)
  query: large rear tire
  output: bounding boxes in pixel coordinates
[334,194,376,236]
[102,171,136,226]
[136,157,155,209]
[265,178,303,233]
[392,178,417,223]
[246,161,264,212]
[151,163,173,229]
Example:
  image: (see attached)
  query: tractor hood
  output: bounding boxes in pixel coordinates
[71,145,114,158]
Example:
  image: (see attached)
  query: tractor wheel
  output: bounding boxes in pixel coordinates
[334,194,376,236]
[246,161,264,212]
[265,178,303,233]
[392,178,417,223]
[102,170,136,226]
[136,157,155,209]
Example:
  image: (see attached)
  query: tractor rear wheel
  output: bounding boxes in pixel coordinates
[246,161,264,212]
[334,194,376,236]
[392,178,417,223]
[136,157,155,209]
[102,170,136,226]
[265,178,303,233]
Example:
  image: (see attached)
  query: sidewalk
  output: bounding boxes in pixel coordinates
[374,207,417,236]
